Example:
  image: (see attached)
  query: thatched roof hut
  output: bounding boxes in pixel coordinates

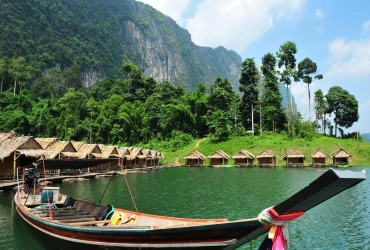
[330,148,352,166]
[61,143,102,158]
[0,131,17,145]
[232,149,255,166]
[0,134,53,178]
[309,148,327,166]
[184,150,207,166]
[99,145,121,158]
[71,141,86,151]
[131,148,146,166]
[35,138,77,159]
[256,149,277,167]
[282,148,306,167]
[35,138,58,150]
[207,149,230,166]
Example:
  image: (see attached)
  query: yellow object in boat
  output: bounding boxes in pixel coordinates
[110,212,124,225]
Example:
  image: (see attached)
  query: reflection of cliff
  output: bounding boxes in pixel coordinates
[279,84,297,111]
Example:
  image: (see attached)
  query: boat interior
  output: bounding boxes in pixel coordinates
[18,187,229,229]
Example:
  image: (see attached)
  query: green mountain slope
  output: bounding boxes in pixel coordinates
[0,0,241,90]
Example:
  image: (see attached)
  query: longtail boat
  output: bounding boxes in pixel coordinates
[14,159,365,249]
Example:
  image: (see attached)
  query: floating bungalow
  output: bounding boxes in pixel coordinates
[0,132,53,179]
[207,150,230,166]
[117,147,134,167]
[149,150,159,166]
[256,149,277,167]
[330,148,352,166]
[232,149,255,166]
[184,150,207,166]
[130,148,146,167]
[283,148,306,167]
[309,148,327,167]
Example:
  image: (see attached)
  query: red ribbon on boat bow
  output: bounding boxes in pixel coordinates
[258,207,305,250]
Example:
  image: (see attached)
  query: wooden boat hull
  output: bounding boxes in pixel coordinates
[15,168,366,249]
[15,202,261,249]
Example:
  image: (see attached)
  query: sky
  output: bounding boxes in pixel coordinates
[137,0,370,134]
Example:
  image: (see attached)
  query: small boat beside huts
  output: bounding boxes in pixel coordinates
[184,150,207,166]
[283,148,306,167]
[256,149,277,167]
[232,149,255,167]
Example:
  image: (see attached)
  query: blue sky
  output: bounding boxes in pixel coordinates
[138,0,370,134]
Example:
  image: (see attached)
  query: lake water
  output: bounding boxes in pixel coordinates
[1,166,369,250]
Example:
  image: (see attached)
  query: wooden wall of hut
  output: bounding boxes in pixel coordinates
[210,158,228,165]
[258,158,276,166]
[0,156,14,178]
[333,157,349,165]
[185,159,204,166]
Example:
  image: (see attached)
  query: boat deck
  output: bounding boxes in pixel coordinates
[20,191,228,229]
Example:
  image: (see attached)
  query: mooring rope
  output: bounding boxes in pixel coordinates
[41,158,53,220]
[119,159,139,214]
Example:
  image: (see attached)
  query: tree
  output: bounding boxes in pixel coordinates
[239,58,259,133]
[276,41,298,135]
[63,63,83,90]
[209,77,234,112]
[8,57,33,96]
[314,89,327,133]
[298,58,323,120]
[0,57,7,92]
[261,53,287,132]
[326,86,359,137]
[122,62,155,102]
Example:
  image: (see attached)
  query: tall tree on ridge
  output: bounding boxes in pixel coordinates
[261,53,287,132]
[298,57,323,121]
[314,89,327,134]
[239,58,259,133]
[276,41,298,135]
[0,57,7,92]
[326,86,359,137]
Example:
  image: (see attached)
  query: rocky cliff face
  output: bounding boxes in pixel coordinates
[117,0,242,91]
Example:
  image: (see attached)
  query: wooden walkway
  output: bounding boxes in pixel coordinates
[0,165,172,191]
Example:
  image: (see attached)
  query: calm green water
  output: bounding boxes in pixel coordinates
[1,166,369,249]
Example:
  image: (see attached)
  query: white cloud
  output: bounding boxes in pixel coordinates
[314,9,324,19]
[137,0,305,53]
[186,0,305,53]
[363,20,370,34]
[137,0,191,26]
[326,37,370,79]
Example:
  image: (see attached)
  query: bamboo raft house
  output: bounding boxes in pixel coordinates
[184,150,207,166]
[142,149,154,166]
[149,150,159,166]
[330,148,352,166]
[309,148,327,167]
[117,147,134,167]
[130,148,146,167]
[282,148,306,167]
[256,149,277,167]
[232,149,255,167]
[0,133,53,179]
[207,149,230,166]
